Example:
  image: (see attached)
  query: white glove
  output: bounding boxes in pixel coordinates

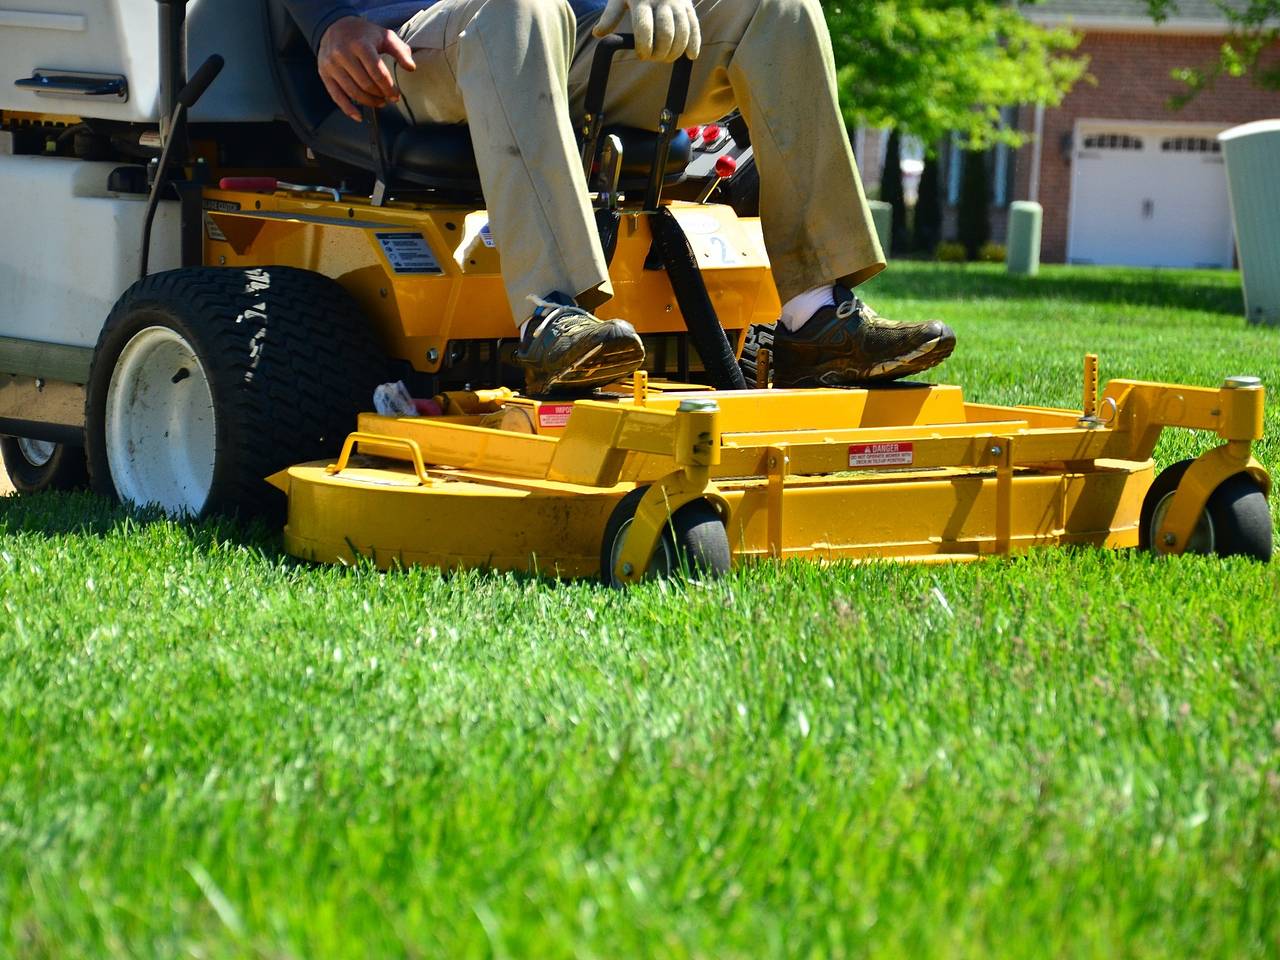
[593,0,702,62]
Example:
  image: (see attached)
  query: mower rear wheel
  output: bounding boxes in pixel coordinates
[738,322,775,387]
[86,267,389,518]
[600,487,731,587]
[1139,458,1272,561]
[0,436,87,494]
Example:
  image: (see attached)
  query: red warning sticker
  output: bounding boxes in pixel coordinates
[848,441,914,467]
[538,403,575,429]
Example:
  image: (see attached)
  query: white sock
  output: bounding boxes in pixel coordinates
[779,284,835,333]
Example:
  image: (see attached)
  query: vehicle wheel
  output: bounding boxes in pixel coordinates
[600,486,731,587]
[1139,458,1273,561]
[738,321,775,387]
[0,436,87,494]
[85,267,389,518]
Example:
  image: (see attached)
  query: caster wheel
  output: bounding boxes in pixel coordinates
[600,487,731,587]
[0,436,86,494]
[1139,458,1272,561]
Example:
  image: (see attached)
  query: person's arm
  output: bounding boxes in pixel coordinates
[282,0,361,54]
[282,2,416,122]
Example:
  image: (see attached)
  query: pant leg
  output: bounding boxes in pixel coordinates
[395,0,613,323]
[567,0,885,302]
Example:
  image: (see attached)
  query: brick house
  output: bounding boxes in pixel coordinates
[933,0,1280,266]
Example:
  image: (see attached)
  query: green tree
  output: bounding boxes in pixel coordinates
[822,0,1087,149]
[912,152,942,254]
[880,129,910,254]
[957,148,990,259]
[1145,0,1280,98]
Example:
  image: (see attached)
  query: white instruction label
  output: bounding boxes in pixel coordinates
[376,232,443,274]
[204,213,227,242]
[848,442,914,467]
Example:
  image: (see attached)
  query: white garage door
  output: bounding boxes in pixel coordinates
[1067,122,1235,269]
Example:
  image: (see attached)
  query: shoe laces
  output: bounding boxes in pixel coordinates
[835,295,864,321]
[525,294,587,343]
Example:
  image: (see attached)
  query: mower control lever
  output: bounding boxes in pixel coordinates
[177,54,224,110]
[580,32,694,208]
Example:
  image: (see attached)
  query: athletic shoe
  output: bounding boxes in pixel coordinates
[516,293,645,395]
[772,286,956,387]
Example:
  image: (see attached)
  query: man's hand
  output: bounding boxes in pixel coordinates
[593,0,701,62]
[317,16,416,122]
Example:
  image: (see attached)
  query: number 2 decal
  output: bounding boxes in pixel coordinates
[708,235,739,265]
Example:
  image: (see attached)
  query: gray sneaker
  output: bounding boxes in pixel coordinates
[516,293,645,396]
[772,286,955,387]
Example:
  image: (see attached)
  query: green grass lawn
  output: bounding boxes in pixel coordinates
[2,263,1279,958]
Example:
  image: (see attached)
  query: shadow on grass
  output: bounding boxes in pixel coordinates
[0,489,287,557]
[864,262,1247,316]
[0,489,578,587]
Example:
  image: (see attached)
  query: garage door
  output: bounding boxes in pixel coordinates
[1067,123,1235,269]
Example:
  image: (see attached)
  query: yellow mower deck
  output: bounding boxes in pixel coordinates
[268,360,1269,582]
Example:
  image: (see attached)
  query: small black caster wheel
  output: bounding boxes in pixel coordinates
[1139,458,1272,561]
[0,436,87,494]
[600,486,731,587]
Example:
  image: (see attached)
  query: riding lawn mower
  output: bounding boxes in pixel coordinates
[0,0,1270,584]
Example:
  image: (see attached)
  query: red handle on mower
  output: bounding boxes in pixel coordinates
[218,177,279,192]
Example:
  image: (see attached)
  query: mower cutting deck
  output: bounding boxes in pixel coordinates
[268,358,1271,584]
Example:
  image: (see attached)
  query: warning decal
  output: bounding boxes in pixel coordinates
[848,441,914,467]
[204,213,227,242]
[538,403,574,429]
[375,232,443,274]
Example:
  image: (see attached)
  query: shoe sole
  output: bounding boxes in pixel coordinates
[774,334,956,389]
[535,337,645,395]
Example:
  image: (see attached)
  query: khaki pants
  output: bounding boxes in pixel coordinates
[394,0,884,322]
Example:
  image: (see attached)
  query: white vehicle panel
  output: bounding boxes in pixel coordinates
[0,0,281,123]
[0,153,180,351]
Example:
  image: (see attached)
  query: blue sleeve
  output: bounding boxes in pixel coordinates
[282,1,363,52]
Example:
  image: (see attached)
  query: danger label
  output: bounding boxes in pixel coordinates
[848,441,914,467]
[538,403,574,429]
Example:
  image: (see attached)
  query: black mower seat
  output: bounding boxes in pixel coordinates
[392,123,690,186]
[264,0,690,193]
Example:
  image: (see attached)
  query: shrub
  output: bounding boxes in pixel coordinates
[912,152,942,254]
[979,242,1007,263]
[957,149,991,260]
[936,241,968,263]
[881,129,909,255]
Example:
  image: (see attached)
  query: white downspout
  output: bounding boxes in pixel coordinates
[1029,102,1046,203]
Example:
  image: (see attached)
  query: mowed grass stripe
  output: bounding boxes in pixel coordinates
[1,263,1278,958]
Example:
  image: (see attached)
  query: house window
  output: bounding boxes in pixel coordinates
[1081,133,1144,150]
[1161,136,1221,153]
[945,108,1018,208]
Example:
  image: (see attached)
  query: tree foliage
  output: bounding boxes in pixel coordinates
[1145,0,1280,98]
[822,0,1087,149]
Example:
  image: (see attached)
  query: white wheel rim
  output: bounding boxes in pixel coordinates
[105,326,216,516]
[16,437,56,467]
[1151,490,1215,554]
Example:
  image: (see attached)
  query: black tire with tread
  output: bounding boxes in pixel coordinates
[600,486,731,586]
[0,438,87,494]
[739,321,775,387]
[1139,458,1273,561]
[85,266,390,517]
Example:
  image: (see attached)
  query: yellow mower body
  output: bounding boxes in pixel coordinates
[191,190,1273,582]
